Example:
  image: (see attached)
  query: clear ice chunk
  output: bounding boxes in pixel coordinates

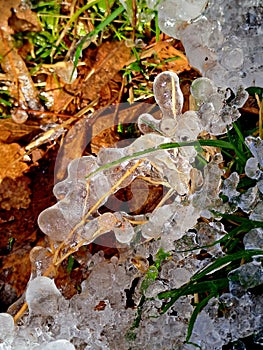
[245,136,263,168]
[228,261,263,292]
[0,313,14,342]
[221,172,240,201]
[245,157,261,180]
[243,228,263,250]
[26,277,61,316]
[157,0,263,89]
[153,71,183,120]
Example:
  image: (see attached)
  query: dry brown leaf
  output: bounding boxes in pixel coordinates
[155,41,191,73]
[82,41,131,101]
[0,119,39,143]
[0,0,41,34]
[0,33,42,116]
[126,40,190,74]
[54,116,92,183]
[0,142,29,182]
[44,74,75,114]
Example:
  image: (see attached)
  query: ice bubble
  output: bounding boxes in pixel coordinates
[221,47,244,70]
[113,219,135,243]
[37,339,76,350]
[26,277,61,316]
[190,77,216,102]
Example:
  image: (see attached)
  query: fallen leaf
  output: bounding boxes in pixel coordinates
[0,0,41,34]
[81,41,131,101]
[0,119,39,143]
[0,142,28,182]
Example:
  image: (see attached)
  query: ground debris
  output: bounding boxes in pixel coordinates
[0,0,42,123]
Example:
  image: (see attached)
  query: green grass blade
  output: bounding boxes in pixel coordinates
[72,4,125,72]
[191,249,263,281]
[186,293,216,343]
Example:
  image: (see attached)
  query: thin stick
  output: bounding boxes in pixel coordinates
[255,93,263,139]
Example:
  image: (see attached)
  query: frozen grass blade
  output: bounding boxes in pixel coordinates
[86,138,246,179]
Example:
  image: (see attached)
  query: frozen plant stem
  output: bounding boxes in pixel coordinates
[13,160,143,323]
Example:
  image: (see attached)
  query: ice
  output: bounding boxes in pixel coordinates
[157,0,263,89]
[243,228,263,250]
[249,201,263,221]
[157,0,208,39]
[153,71,183,120]
[221,172,240,201]
[37,340,76,350]
[174,111,202,141]
[245,157,261,179]
[190,77,217,103]
[237,186,258,213]
[137,113,161,134]
[245,136,263,168]
[12,67,262,350]
[0,313,14,343]
[113,217,135,243]
[26,277,61,316]
[228,261,263,292]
